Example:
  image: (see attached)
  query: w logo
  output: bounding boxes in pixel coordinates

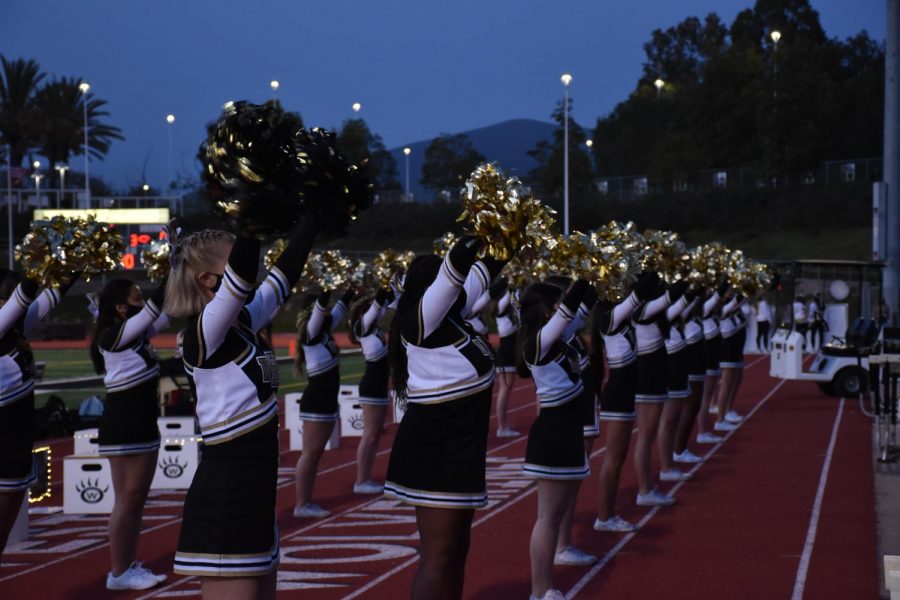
[160,456,186,479]
[256,351,280,388]
[76,479,108,504]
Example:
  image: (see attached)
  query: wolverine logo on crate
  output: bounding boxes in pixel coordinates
[159,456,186,479]
[76,479,109,504]
[350,414,364,430]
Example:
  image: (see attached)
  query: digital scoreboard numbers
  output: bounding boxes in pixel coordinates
[122,227,168,270]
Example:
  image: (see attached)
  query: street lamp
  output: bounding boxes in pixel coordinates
[560,73,572,235]
[403,147,412,201]
[654,78,665,98]
[166,114,175,192]
[352,102,362,113]
[770,30,782,45]
[31,161,43,204]
[54,164,69,208]
[78,82,90,208]
[585,139,594,149]
[270,80,279,100]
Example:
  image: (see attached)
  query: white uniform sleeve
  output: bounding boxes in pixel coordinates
[636,293,671,321]
[197,263,255,361]
[462,261,491,318]
[0,283,38,338]
[666,294,690,322]
[468,289,491,318]
[417,253,471,342]
[330,300,349,333]
[361,299,381,333]
[245,267,292,333]
[23,288,62,337]
[703,291,721,318]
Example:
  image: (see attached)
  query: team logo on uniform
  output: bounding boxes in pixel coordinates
[350,414,364,430]
[159,456,186,479]
[76,478,109,504]
[256,351,280,388]
[471,336,493,359]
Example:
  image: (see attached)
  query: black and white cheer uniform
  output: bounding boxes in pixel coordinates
[466,289,490,337]
[719,297,744,369]
[522,281,591,480]
[494,289,518,373]
[562,288,598,437]
[384,239,503,509]
[352,289,391,406]
[702,291,723,377]
[633,283,687,404]
[596,292,641,422]
[665,293,694,400]
[174,227,313,578]
[96,284,169,456]
[0,280,66,493]
[683,299,707,386]
[299,291,352,422]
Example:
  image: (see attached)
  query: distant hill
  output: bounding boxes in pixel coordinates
[388,118,555,202]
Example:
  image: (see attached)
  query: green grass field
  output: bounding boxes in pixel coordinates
[33,349,367,410]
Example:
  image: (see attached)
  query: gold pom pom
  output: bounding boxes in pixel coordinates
[457,163,556,261]
[140,240,170,283]
[371,249,415,288]
[263,239,288,271]
[641,229,689,282]
[15,215,124,287]
[433,232,458,258]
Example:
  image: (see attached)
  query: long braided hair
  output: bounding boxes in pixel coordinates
[388,254,442,400]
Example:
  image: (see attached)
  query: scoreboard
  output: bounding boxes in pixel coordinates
[33,208,170,272]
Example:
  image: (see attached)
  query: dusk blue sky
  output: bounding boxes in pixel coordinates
[1,0,886,191]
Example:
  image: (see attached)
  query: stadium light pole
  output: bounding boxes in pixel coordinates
[79,82,90,208]
[166,114,175,192]
[31,161,43,209]
[6,144,12,268]
[561,72,572,236]
[270,80,279,101]
[352,102,362,114]
[54,163,68,208]
[883,0,900,325]
[654,78,665,98]
[403,147,411,202]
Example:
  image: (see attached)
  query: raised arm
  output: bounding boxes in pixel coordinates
[307,291,331,339]
[245,220,316,332]
[361,288,391,332]
[468,289,491,319]
[533,280,588,362]
[148,311,171,338]
[23,275,78,337]
[663,281,690,322]
[416,236,480,343]
[564,283,598,339]
[196,236,261,363]
[0,280,39,338]
[101,282,167,352]
[330,290,355,332]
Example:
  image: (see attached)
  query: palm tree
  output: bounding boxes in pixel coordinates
[35,77,124,186]
[0,57,44,169]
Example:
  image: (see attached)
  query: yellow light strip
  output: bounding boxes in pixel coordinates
[29,446,51,503]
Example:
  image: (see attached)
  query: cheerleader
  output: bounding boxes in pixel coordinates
[657,289,699,481]
[756,295,772,352]
[543,275,598,566]
[592,273,655,532]
[673,297,706,464]
[696,283,729,444]
[0,271,75,563]
[518,280,591,600]
[293,288,355,518]
[384,235,504,600]
[171,223,314,598]
[92,275,169,590]
[631,278,688,505]
[347,288,394,494]
[712,293,743,432]
[492,278,519,438]
[466,288,490,337]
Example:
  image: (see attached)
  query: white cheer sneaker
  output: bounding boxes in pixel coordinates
[696,432,723,444]
[673,449,702,463]
[636,489,675,507]
[593,515,638,532]
[293,503,331,519]
[554,546,598,566]
[106,561,166,591]
[660,468,692,482]
[353,481,384,495]
[713,420,738,432]
[725,410,744,423]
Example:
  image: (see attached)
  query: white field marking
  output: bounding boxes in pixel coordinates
[791,397,845,600]
[564,377,787,599]
[6,381,538,585]
[136,385,541,598]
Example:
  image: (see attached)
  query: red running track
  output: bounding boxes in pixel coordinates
[0,355,879,599]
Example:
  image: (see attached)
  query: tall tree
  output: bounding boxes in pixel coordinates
[336,118,399,190]
[0,57,44,169]
[35,77,124,185]
[420,133,485,193]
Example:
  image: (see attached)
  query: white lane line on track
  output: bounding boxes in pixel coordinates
[564,376,788,599]
[790,397,845,600]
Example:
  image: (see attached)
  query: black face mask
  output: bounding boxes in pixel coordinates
[125,304,142,318]
[211,274,224,293]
